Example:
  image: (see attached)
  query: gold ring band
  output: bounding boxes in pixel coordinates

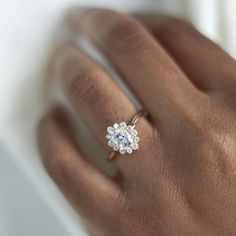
[107,109,146,161]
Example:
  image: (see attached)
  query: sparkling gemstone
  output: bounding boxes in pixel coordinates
[130,129,138,135]
[113,129,133,147]
[120,149,126,154]
[126,147,132,154]
[107,127,113,133]
[106,122,140,155]
[108,140,114,147]
[134,137,140,142]
[131,143,139,150]
[120,122,127,128]
[113,123,119,128]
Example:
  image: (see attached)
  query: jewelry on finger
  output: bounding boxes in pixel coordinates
[106,109,146,161]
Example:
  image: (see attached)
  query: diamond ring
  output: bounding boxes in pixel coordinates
[106,110,146,161]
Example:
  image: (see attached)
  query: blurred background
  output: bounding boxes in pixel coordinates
[0,0,236,235]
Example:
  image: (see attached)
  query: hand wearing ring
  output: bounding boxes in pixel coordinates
[38,8,236,236]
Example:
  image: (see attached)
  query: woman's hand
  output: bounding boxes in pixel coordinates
[38,9,236,236]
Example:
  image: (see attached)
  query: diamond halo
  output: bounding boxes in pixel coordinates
[106,122,140,155]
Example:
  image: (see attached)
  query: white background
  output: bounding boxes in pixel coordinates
[0,0,236,235]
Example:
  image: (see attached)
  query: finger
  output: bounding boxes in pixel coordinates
[53,43,153,175]
[38,106,123,224]
[68,8,201,122]
[134,14,236,92]
[54,43,137,148]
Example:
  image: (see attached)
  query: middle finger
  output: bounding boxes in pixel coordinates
[69,8,202,123]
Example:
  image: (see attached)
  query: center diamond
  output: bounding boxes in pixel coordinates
[113,128,133,147]
[106,122,140,155]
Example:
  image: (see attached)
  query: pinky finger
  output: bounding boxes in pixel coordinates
[37,106,123,227]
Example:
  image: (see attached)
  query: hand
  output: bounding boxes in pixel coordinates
[38,9,236,236]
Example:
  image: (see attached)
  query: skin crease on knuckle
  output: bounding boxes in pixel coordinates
[154,18,197,40]
[69,71,105,107]
[93,11,157,58]
[67,70,118,118]
[107,20,149,55]
[92,10,149,54]
[40,11,236,236]
[69,71,133,125]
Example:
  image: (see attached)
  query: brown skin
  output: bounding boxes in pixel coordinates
[38,9,236,236]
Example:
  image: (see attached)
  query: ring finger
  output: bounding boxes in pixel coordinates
[52,43,153,177]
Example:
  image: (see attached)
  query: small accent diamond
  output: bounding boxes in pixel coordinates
[113,123,119,128]
[107,127,113,133]
[108,140,114,147]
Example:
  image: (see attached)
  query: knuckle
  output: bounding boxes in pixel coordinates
[69,69,131,124]
[71,70,97,95]
[180,103,236,180]
[107,19,148,53]
[196,117,236,179]
[70,70,105,106]
[201,126,232,156]
[44,146,70,183]
[157,18,195,40]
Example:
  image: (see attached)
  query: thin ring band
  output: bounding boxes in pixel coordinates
[129,109,147,126]
[107,109,146,161]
